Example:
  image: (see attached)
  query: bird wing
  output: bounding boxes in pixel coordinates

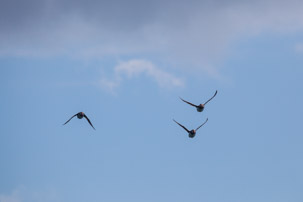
[179,97,198,107]
[63,113,77,125]
[196,118,208,131]
[173,119,190,133]
[84,114,96,130]
[203,90,218,105]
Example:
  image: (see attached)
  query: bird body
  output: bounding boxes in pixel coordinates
[188,130,196,138]
[180,90,217,112]
[173,118,208,138]
[63,112,95,130]
[196,104,204,112]
[77,112,85,119]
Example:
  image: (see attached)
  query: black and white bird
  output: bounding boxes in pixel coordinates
[180,90,217,112]
[173,118,208,138]
[63,112,95,130]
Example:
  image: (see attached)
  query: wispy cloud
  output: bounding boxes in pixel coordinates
[0,187,23,202]
[0,186,61,202]
[295,43,303,53]
[100,59,184,93]
[0,191,21,202]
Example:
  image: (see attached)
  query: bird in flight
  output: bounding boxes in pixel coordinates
[173,118,208,138]
[63,112,95,130]
[180,90,217,112]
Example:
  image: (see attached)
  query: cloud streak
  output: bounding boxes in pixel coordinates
[100,59,184,92]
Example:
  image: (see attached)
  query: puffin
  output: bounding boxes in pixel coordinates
[180,90,217,112]
[63,112,95,130]
[173,118,208,138]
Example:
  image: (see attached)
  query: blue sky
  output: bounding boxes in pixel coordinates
[1,1,303,202]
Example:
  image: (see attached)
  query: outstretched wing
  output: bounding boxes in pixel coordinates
[203,90,217,105]
[84,114,96,130]
[63,113,77,125]
[196,118,208,131]
[179,97,198,107]
[173,119,190,133]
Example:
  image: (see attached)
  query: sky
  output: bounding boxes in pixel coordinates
[1,0,303,201]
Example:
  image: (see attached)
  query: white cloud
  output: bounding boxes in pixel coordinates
[99,77,121,95]
[100,59,184,92]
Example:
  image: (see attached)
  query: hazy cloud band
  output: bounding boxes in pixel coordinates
[1,0,303,70]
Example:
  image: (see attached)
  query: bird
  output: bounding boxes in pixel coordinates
[63,112,95,130]
[180,90,217,112]
[173,118,208,138]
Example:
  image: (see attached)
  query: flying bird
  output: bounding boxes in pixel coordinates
[63,112,95,130]
[173,118,208,138]
[180,90,217,112]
